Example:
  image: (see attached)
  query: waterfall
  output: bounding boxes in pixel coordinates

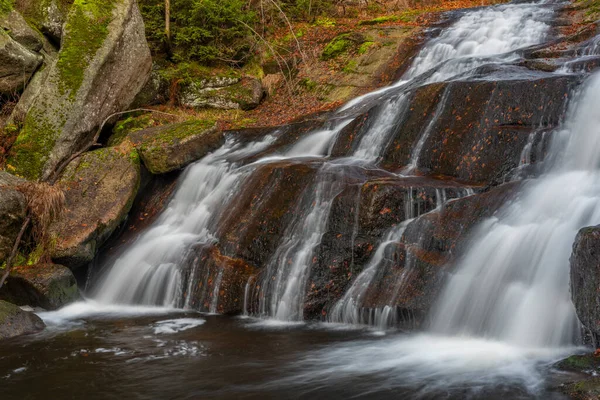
[91,120,349,308]
[430,72,600,347]
[91,1,553,316]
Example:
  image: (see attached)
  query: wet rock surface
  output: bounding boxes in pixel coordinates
[0,264,78,310]
[571,225,600,346]
[0,300,44,340]
[355,182,521,327]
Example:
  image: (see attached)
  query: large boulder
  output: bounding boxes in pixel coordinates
[0,172,26,264]
[570,225,600,346]
[0,300,44,340]
[0,29,42,95]
[49,142,141,269]
[7,0,152,180]
[0,264,78,309]
[129,120,223,174]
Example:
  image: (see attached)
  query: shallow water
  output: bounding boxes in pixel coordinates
[0,305,581,400]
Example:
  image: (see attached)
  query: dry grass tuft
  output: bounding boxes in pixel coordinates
[16,182,66,258]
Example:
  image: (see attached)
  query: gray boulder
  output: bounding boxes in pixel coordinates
[129,120,223,174]
[0,10,44,52]
[0,300,45,340]
[179,77,264,110]
[7,0,152,180]
[0,29,42,95]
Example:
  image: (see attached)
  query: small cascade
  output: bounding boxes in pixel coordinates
[403,88,452,174]
[329,187,473,328]
[341,3,552,112]
[254,167,343,321]
[91,120,349,308]
[91,137,276,306]
[430,71,600,347]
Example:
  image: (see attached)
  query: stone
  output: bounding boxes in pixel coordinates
[570,225,600,346]
[0,300,44,340]
[0,263,78,309]
[49,142,141,269]
[7,0,152,180]
[129,120,223,174]
[0,172,26,265]
[0,29,42,95]
[0,10,43,52]
[178,76,264,110]
[14,0,71,43]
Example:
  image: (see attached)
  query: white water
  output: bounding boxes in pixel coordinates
[91,136,277,307]
[256,167,343,321]
[431,72,600,347]
[340,2,552,112]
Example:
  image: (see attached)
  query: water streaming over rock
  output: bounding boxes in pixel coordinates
[431,71,600,347]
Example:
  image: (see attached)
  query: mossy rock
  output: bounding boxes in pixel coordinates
[321,33,366,60]
[0,264,79,310]
[7,0,151,180]
[129,119,223,174]
[15,0,72,42]
[0,300,45,340]
[0,10,44,52]
[178,76,265,110]
[49,141,141,269]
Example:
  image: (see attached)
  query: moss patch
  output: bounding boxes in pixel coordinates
[6,111,58,180]
[321,34,358,60]
[56,0,117,97]
[140,119,215,149]
[0,0,13,15]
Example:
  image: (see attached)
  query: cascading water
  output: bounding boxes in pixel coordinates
[431,71,600,347]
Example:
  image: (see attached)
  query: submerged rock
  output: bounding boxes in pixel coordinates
[0,264,78,310]
[0,172,26,265]
[7,0,152,180]
[49,143,141,269]
[571,225,600,346]
[129,120,222,174]
[0,300,44,340]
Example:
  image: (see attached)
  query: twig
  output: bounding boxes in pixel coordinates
[0,216,31,289]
